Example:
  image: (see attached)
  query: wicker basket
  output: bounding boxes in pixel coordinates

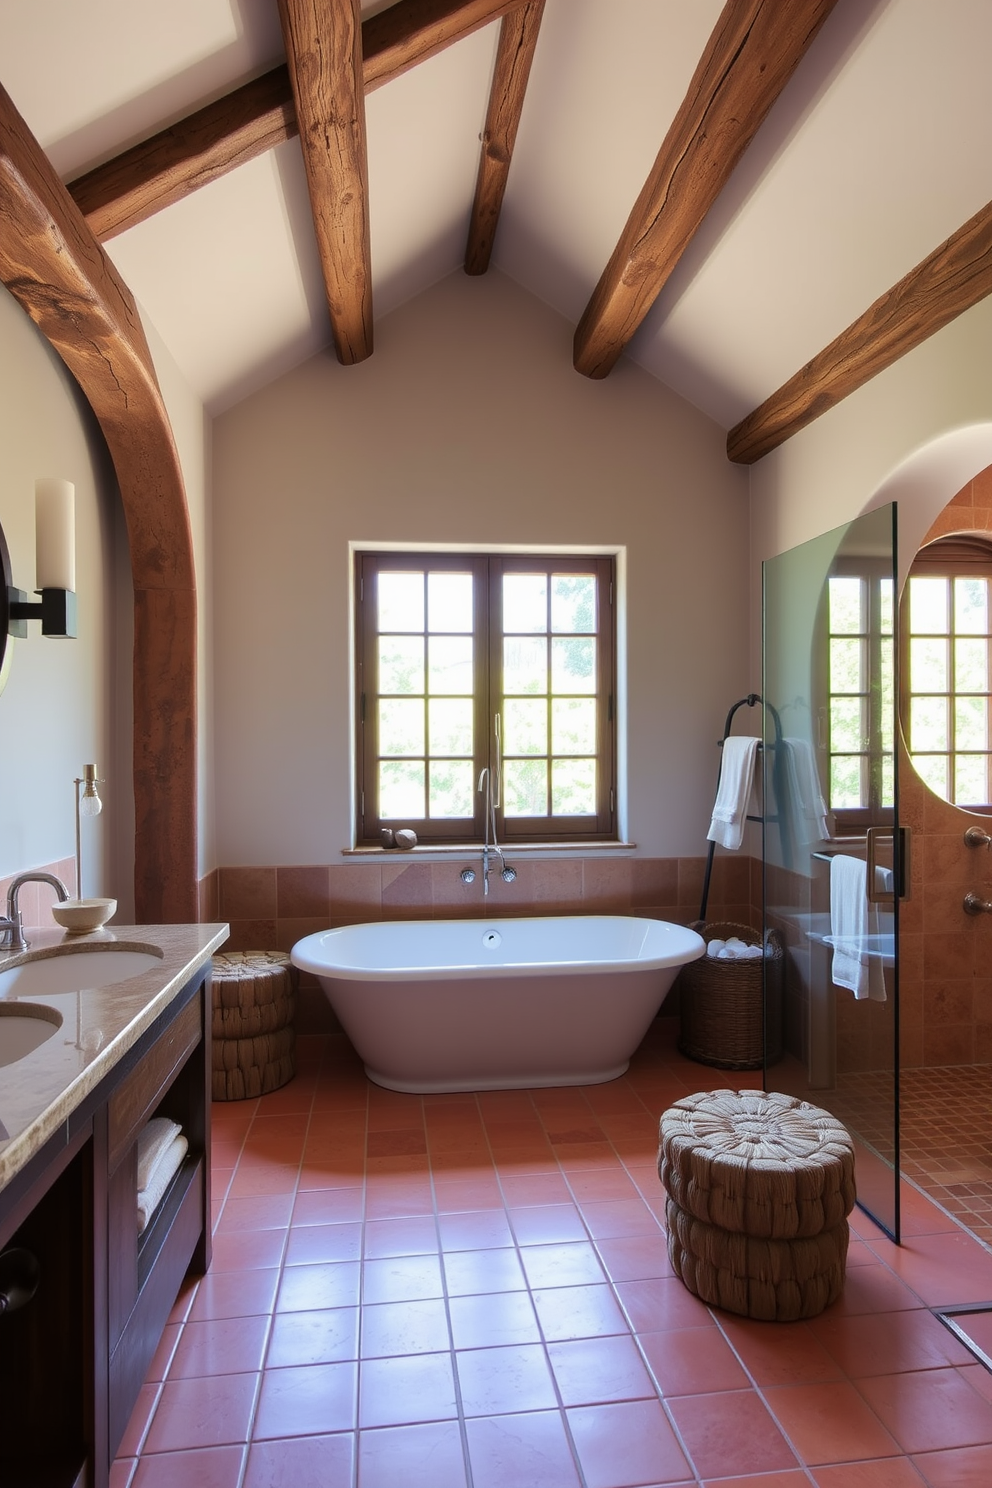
[677,921,782,1070]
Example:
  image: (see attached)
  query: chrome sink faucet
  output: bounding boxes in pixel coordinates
[0,872,70,952]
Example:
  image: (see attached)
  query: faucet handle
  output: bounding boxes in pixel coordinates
[964,825,992,849]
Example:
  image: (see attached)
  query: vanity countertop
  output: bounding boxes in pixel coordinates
[0,922,229,1192]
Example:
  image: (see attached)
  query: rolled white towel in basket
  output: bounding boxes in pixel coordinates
[706,736,760,851]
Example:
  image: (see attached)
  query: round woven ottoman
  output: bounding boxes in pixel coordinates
[658,1089,856,1321]
[211,951,298,1101]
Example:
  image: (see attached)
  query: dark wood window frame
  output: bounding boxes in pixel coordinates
[355,551,617,847]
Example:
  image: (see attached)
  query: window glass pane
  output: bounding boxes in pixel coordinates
[503,575,547,633]
[955,576,988,636]
[378,572,423,632]
[380,760,425,817]
[504,759,547,816]
[429,760,473,818]
[551,637,596,694]
[830,697,865,753]
[879,578,893,636]
[909,637,948,693]
[503,697,547,756]
[880,637,894,752]
[551,575,596,634]
[881,754,894,809]
[503,637,547,695]
[955,696,987,751]
[955,638,988,693]
[830,755,864,809]
[378,636,424,695]
[428,635,473,695]
[955,755,988,805]
[910,576,948,634]
[828,576,863,634]
[379,698,424,757]
[913,754,948,800]
[830,638,864,693]
[911,696,948,752]
[428,698,472,757]
[552,697,597,755]
[428,572,473,633]
[552,759,595,815]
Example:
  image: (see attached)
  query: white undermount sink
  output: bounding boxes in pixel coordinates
[0,1002,63,1067]
[0,948,163,1000]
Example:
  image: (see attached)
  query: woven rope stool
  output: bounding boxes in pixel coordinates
[212,951,298,1101]
[658,1089,856,1321]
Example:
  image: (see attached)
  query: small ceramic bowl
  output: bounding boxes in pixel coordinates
[51,898,117,934]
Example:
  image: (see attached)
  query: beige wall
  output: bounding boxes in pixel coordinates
[211,270,750,865]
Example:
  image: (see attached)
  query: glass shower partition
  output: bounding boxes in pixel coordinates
[763,504,901,1242]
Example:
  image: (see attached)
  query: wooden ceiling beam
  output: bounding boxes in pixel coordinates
[465,0,545,275]
[67,0,522,242]
[573,0,839,380]
[727,199,992,464]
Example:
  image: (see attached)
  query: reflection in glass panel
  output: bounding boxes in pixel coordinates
[880,638,894,753]
[503,697,547,756]
[378,572,424,632]
[552,758,595,815]
[503,575,547,633]
[909,637,947,693]
[911,696,948,752]
[380,760,425,817]
[910,575,948,634]
[379,698,424,757]
[879,578,894,636]
[955,696,987,750]
[378,636,424,695]
[914,753,948,797]
[552,697,596,755]
[551,637,596,693]
[955,754,988,805]
[427,572,473,633]
[828,576,863,634]
[428,636,473,695]
[550,575,596,634]
[955,576,988,636]
[504,758,547,816]
[955,638,988,692]
[429,760,473,818]
[830,697,865,753]
[830,754,864,808]
[829,637,864,693]
[882,754,894,807]
[504,637,547,695]
[428,698,472,757]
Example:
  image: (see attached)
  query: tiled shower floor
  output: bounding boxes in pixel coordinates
[112,1023,992,1487]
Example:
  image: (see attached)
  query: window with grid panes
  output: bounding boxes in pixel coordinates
[355,552,616,845]
[826,564,895,830]
[902,536,992,812]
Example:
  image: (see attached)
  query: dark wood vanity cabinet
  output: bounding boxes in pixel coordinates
[0,966,211,1488]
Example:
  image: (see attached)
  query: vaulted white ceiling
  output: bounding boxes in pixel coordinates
[2,0,990,426]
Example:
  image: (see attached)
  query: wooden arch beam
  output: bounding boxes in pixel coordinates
[0,81,197,922]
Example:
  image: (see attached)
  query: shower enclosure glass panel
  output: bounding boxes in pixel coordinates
[763,504,901,1242]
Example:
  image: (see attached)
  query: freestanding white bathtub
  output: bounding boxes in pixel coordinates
[291,915,705,1093]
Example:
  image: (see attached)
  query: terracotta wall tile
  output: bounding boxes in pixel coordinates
[677,858,705,910]
[222,918,276,953]
[274,915,336,953]
[198,869,219,922]
[922,834,976,886]
[631,859,678,907]
[926,979,974,1025]
[381,861,434,916]
[581,858,633,908]
[923,1023,974,1066]
[277,865,331,918]
[923,932,974,980]
[431,861,484,917]
[219,866,277,919]
[328,863,381,917]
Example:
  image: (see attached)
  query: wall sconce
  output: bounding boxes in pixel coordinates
[0,479,77,694]
[74,764,103,899]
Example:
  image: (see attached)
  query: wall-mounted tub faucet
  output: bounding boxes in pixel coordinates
[964,891,992,915]
[0,872,70,952]
[964,826,992,849]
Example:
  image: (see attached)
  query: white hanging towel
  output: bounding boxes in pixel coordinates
[706,736,760,851]
[783,737,829,844]
[828,854,885,1001]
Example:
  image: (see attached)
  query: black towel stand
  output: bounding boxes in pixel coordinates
[698,693,787,921]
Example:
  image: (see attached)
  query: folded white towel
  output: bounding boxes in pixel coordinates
[783,737,829,844]
[829,855,886,1001]
[706,736,760,851]
[137,1117,183,1192]
[137,1132,188,1234]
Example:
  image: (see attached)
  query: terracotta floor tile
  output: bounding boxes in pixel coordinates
[143,1373,258,1453]
[857,1366,992,1453]
[813,1458,929,1486]
[209,1228,286,1272]
[242,1432,355,1488]
[362,1253,445,1304]
[640,1325,750,1396]
[615,1276,714,1333]
[357,1421,468,1488]
[465,1410,583,1488]
[434,1175,505,1211]
[668,1389,799,1480]
[717,1315,844,1387]
[284,1220,362,1265]
[145,1323,180,1382]
[109,1458,135,1488]
[438,1209,515,1251]
[546,1334,655,1406]
[824,1264,924,1317]
[363,1215,439,1258]
[444,1245,528,1296]
[809,1307,975,1376]
[567,1400,692,1487]
[567,1168,643,1203]
[702,1475,809,1488]
[189,1269,280,1322]
[579,1198,661,1240]
[519,1241,608,1290]
[360,1298,451,1357]
[215,1193,295,1233]
[228,1160,300,1199]
[117,1384,160,1458]
[869,1231,992,1307]
[253,1361,357,1439]
[130,1445,246,1488]
[499,1172,573,1206]
[292,1187,364,1223]
[910,1443,992,1485]
[509,1203,588,1245]
[456,1343,559,1415]
[358,1352,458,1428]
[266,1307,360,1367]
[276,1260,361,1312]
[169,1315,270,1379]
[532,1283,628,1342]
[763,1379,901,1464]
[447,1290,539,1350]
[595,1234,672,1284]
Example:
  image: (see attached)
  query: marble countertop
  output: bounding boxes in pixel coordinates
[0,922,229,1192]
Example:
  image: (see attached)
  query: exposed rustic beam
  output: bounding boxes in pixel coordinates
[573,0,839,380]
[727,199,992,464]
[277,0,372,365]
[465,0,544,275]
[0,81,198,922]
[68,0,522,242]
